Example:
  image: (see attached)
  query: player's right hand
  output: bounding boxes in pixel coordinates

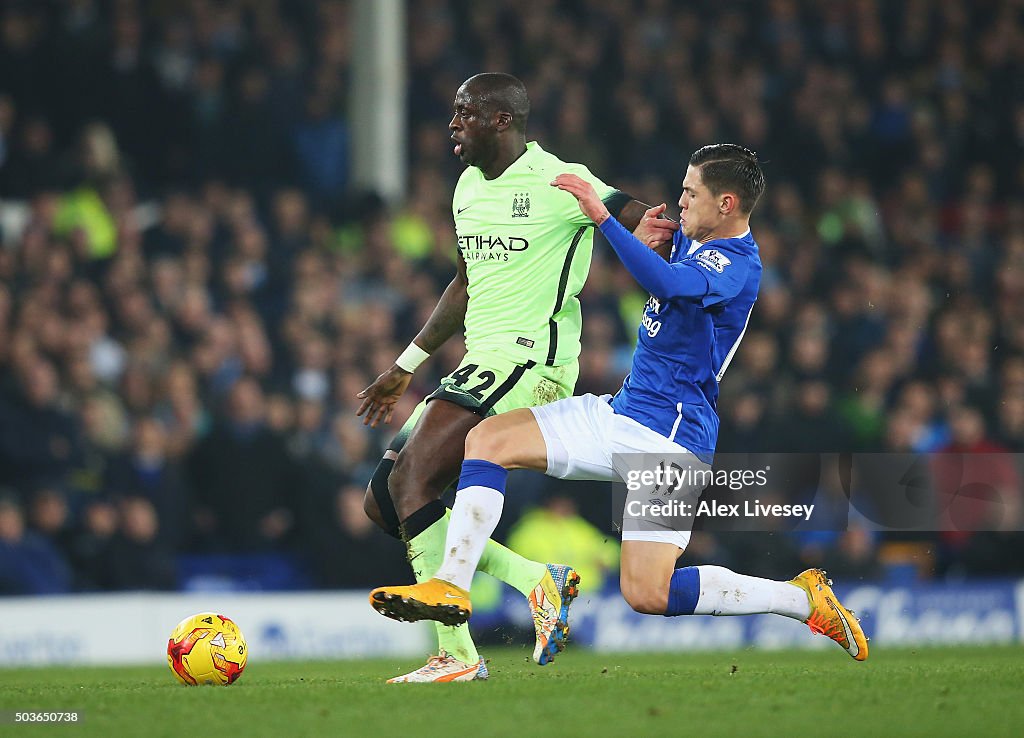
[356,366,413,427]
[633,203,679,250]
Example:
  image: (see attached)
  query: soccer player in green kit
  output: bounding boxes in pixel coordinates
[357,73,669,682]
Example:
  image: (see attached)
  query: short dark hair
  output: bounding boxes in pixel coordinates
[689,144,765,214]
[462,73,530,132]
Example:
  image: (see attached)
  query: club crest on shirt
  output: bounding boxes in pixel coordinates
[696,249,731,273]
[512,192,531,217]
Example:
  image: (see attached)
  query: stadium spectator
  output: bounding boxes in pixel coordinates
[303,483,413,589]
[106,416,189,549]
[935,405,1021,534]
[25,488,75,567]
[187,376,298,553]
[0,492,72,595]
[65,497,119,591]
[0,357,84,493]
[105,496,178,591]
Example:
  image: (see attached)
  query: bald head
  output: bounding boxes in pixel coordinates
[460,73,530,132]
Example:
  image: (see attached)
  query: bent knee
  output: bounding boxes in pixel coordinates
[386,451,451,502]
[386,455,414,498]
[620,576,668,615]
[464,419,513,464]
[362,484,385,526]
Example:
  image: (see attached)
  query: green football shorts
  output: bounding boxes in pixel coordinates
[388,352,578,452]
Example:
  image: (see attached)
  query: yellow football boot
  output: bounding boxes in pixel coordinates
[790,568,869,661]
[530,564,581,665]
[369,578,472,626]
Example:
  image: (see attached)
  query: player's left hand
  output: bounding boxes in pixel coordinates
[551,173,611,225]
[356,365,413,427]
[634,203,679,250]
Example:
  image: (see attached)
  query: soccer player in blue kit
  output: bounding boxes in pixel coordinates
[374,144,869,662]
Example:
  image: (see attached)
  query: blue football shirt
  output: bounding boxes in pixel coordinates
[599,220,762,463]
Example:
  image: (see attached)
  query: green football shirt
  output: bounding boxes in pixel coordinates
[453,142,615,367]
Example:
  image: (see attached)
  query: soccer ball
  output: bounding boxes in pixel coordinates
[166,612,247,686]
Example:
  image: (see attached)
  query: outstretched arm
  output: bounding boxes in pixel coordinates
[597,216,709,301]
[552,173,712,302]
[356,253,469,427]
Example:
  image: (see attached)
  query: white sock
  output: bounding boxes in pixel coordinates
[434,485,505,592]
[693,565,810,620]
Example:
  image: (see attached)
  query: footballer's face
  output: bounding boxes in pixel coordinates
[678,164,723,242]
[449,85,500,169]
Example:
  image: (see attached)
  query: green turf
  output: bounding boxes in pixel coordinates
[0,646,1020,737]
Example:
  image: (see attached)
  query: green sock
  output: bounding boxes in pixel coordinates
[407,515,479,665]
[479,535,548,597]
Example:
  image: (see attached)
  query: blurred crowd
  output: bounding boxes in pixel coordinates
[1,0,1024,596]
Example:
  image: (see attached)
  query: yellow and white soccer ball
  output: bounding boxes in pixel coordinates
[166,612,247,686]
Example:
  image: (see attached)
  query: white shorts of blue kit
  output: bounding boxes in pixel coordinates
[529,393,710,550]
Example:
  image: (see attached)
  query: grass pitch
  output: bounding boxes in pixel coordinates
[0,646,1020,737]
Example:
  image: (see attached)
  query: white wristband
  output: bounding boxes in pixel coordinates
[395,342,431,373]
